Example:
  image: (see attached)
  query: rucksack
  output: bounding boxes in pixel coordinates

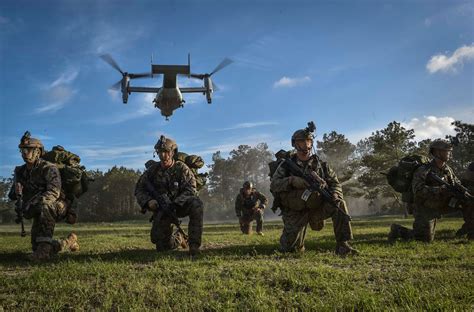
[145,152,208,191]
[42,145,90,200]
[385,154,430,203]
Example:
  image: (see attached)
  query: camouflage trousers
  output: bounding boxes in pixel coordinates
[239,209,264,234]
[27,200,67,252]
[151,197,203,251]
[280,200,353,252]
[393,200,474,242]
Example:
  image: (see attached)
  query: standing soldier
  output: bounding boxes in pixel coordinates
[8,132,79,261]
[235,181,268,235]
[270,122,358,256]
[389,140,474,242]
[135,135,204,256]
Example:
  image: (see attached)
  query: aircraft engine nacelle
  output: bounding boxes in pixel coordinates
[121,76,130,104]
[204,77,213,104]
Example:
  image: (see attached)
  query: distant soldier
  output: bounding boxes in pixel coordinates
[235,181,268,235]
[389,140,474,242]
[135,135,204,256]
[270,123,358,256]
[8,132,79,261]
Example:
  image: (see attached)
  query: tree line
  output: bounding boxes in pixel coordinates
[0,120,472,223]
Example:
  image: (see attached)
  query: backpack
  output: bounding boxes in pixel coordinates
[385,154,430,203]
[145,152,208,191]
[42,145,90,200]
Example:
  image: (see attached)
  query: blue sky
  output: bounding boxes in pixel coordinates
[1,0,473,177]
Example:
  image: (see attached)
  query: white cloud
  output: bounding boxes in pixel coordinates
[215,121,278,131]
[74,144,151,161]
[402,116,456,140]
[426,44,474,73]
[273,76,311,88]
[35,69,79,114]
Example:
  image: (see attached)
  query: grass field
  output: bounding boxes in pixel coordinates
[0,217,473,311]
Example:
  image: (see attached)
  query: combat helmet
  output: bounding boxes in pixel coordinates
[18,131,44,154]
[243,181,253,189]
[291,121,316,147]
[429,139,453,155]
[154,135,178,153]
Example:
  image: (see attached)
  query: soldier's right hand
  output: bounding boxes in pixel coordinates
[15,183,23,196]
[147,199,159,212]
[290,176,309,189]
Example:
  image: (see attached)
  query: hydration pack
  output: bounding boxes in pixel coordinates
[385,154,430,203]
[145,152,208,191]
[42,145,90,200]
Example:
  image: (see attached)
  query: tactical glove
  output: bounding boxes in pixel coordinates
[290,176,309,189]
[147,199,159,212]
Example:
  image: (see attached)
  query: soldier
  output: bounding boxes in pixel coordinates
[389,140,474,242]
[270,124,358,256]
[455,161,474,237]
[8,132,79,261]
[135,135,204,256]
[235,181,268,235]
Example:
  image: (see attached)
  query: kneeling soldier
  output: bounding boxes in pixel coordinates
[270,123,358,256]
[135,135,204,256]
[235,181,268,235]
[389,140,474,242]
[9,132,79,261]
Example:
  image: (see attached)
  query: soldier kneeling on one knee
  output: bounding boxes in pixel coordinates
[389,140,474,242]
[135,135,204,256]
[235,181,267,236]
[8,132,78,261]
[270,122,358,256]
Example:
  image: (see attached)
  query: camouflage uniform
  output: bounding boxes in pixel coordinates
[8,133,78,260]
[456,162,474,237]
[391,160,474,242]
[135,159,203,252]
[235,187,268,234]
[270,154,353,252]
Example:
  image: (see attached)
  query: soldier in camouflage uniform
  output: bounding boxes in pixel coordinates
[455,161,474,237]
[389,140,474,242]
[270,125,358,256]
[135,136,204,256]
[8,132,79,261]
[235,181,268,235]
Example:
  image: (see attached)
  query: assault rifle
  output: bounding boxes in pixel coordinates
[282,159,352,221]
[143,178,188,240]
[429,172,474,202]
[14,192,26,237]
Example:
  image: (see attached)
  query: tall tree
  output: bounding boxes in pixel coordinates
[446,121,474,174]
[357,121,416,214]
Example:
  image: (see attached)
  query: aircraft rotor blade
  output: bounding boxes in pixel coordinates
[190,73,205,80]
[109,80,122,90]
[211,81,220,91]
[210,58,233,76]
[129,72,152,79]
[100,54,124,75]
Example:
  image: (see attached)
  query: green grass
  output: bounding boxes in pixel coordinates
[0,217,473,311]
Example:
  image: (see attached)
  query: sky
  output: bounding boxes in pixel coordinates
[1,0,473,177]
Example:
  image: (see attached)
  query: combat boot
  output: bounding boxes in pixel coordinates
[189,245,200,258]
[335,241,359,257]
[388,223,402,242]
[28,243,52,261]
[60,233,79,252]
[455,227,468,238]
